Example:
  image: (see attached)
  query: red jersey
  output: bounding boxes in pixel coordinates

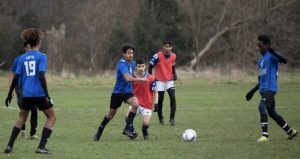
[133,73,156,109]
[154,51,176,81]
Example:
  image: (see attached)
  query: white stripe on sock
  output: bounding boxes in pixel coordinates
[262,132,269,135]
[261,122,268,125]
[287,128,292,133]
[282,123,287,128]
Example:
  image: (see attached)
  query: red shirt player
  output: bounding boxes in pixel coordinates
[126,58,158,140]
[148,40,177,126]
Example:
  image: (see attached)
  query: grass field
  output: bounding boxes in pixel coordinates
[0,73,299,159]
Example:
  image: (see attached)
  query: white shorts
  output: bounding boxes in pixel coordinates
[137,106,152,117]
[156,81,175,91]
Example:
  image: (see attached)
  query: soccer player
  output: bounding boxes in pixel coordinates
[94,44,148,141]
[4,28,56,154]
[148,40,177,126]
[9,45,39,140]
[245,35,297,142]
[125,58,158,140]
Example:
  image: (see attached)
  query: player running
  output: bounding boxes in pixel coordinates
[94,44,148,141]
[149,40,177,126]
[245,35,297,142]
[125,58,158,140]
[4,28,56,154]
[9,45,39,140]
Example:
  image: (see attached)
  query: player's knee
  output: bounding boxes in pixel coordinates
[167,88,176,98]
[258,100,268,115]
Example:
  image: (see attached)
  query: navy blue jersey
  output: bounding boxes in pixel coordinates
[112,59,136,93]
[258,51,279,93]
[16,50,47,97]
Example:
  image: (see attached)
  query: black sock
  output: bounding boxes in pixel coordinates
[167,89,176,120]
[95,116,110,138]
[260,114,269,137]
[125,112,136,130]
[158,91,165,120]
[21,124,25,131]
[7,127,21,148]
[38,127,52,149]
[282,123,292,135]
[142,124,149,136]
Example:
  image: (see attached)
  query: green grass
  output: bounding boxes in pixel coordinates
[0,74,299,159]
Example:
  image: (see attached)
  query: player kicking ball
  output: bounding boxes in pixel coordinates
[125,58,158,140]
[246,35,297,142]
[94,44,148,141]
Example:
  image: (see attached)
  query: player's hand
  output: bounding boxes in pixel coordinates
[173,74,177,81]
[153,104,159,112]
[5,95,12,107]
[46,97,54,105]
[245,91,254,101]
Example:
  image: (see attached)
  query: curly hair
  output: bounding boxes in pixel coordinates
[20,28,44,48]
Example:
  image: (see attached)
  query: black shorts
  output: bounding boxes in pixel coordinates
[110,93,135,109]
[22,97,53,111]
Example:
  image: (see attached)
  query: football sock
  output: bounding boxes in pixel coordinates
[282,123,292,135]
[142,124,149,136]
[38,127,52,149]
[260,114,269,137]
[126,112,136,130]
[30,107,38,136]
[158,91,165,120]
[167,88,176,119]
[7,127,21,148]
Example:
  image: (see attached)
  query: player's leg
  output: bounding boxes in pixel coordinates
[124,95,139,138]
[266,93,297,139]
[167,83,176,126]
[4,109,29,153]
[156,81,165,124]
[36,98,56,154]
[94,94,122,141]
[29,106,39,139]
[19,112,27,139]
[141,108,152,140]
[257,94,269,142]
[16,88,26,139]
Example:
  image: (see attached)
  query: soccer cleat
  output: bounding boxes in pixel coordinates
[129,132,138,140]
[257,136,269,142]
[288,129,298,140]
[122,129,134,138]
[169,119,176,126]
[159,118,164,125]
[29,135,40,140]
[20,130,27,139]
[4,146,12,154]
[36,148,53,154]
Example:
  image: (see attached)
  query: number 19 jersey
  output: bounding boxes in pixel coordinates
[16,50,47,97]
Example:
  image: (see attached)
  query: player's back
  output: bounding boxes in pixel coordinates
[17,50,47,97]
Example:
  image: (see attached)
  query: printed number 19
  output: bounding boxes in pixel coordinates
[24,61,35,76]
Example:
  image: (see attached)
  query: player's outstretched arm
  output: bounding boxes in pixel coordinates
[245,83,259,101]
[268,48,288,64]
[5,75,19,107]
[123,73,148,82]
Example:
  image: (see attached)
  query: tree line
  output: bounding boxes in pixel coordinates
[0,0,299,74]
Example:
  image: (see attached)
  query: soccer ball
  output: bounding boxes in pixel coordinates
[182,129,197,142]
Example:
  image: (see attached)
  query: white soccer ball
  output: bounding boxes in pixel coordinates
[182,129,197,142]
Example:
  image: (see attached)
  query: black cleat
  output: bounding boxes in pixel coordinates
[122,129,134,138]
[36,148,53,154]
[94,135,100,141]
[143,135,149,140]
[169,119,176,126]
[129,132,138,140]
[159,118,165,125]
[4,146,12,154]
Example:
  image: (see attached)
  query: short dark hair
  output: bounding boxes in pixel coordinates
[136,58,145,65]
[258,35,270,45]
[122,44,135,53]
[163,40,172,46]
